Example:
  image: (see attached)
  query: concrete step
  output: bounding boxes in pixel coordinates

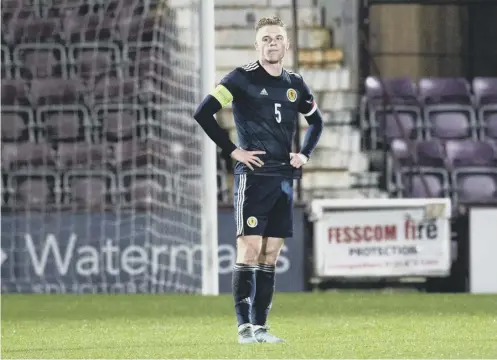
[299,48,344,68]
[215,28,331,48]
[302,169,352,190]
[215,48,294,69]
[314,91,358,112]
[305,147,369,173]
[299,68,351,91]
[299,125,362,153]
[214,7,322,28]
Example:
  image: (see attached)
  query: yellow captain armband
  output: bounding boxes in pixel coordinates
[211,84,233,108]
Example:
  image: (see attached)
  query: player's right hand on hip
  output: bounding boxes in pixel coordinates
[230,148,265,171]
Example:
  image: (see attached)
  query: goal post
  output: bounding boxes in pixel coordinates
[199,0,219,296]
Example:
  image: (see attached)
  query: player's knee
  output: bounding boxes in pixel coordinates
[236,236,263,265]
[258,237,284,265]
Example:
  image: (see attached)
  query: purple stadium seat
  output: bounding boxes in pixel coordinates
[70,177,107,208]
[1,113,26,141]
[418,77,472,105]
[453,168,497,203]
[128,50,170,78]
[3,17,60,45]
[111,138,169,169]
[30,78,84,106]
[72,50,113,82]
[1,142,56,169]
[378,112,419,141]
[482,113,497,139]
[115,14,158,42]
[473,77,497,106]
[21,50,58,78]
[62,12,113,42]
[445,139,496,168]
[104,0,148,17]
[400,170,448,198]
[91,76,137,103]
[426,111,474,139]
[416,139,446,167]
[1,79,29,105]
[44,113,81,141]
[13,177,51,209]
[129,178,163,209]
[365,76,418,106]
[102,110,136,140]
[390,139,413,166]
[57,142,109,169]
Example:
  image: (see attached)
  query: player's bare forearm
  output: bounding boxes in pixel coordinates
[193,95,238,156]
[300,108,324,159]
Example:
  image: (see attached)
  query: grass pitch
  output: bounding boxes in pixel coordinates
[1,292,497,359]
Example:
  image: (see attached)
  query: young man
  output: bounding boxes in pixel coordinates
[193,16,323,344]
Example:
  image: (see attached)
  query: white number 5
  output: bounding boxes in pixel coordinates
[274,103,282,123]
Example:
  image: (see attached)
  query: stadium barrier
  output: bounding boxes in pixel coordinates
[0,206,307,294]
[309,198,452,279]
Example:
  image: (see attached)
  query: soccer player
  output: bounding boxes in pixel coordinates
[193,16,323,344]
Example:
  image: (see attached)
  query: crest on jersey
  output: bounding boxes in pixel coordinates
[247,216,258,228]
[287,88,297,102]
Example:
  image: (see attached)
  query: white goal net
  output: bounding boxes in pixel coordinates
[1,0,214,294]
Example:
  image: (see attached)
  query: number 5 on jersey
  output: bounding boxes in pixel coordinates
[274,103,282,123]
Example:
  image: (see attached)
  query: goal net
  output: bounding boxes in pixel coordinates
[1,0,215,294]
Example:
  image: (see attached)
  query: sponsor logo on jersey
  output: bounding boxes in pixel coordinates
[287,88,297,102]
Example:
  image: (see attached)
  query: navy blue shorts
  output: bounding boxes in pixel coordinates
[233,174,294,238]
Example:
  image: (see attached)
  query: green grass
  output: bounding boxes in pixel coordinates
[2,292,497,359]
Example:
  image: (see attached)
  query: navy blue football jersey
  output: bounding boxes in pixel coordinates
[211,61,318,178]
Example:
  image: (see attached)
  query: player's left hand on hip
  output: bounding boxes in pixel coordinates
[289,153,308,168]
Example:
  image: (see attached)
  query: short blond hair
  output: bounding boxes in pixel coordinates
[255,16,286,32]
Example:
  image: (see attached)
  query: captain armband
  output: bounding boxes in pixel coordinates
[210,84,233,108]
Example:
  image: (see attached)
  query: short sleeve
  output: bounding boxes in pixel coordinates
[298,79,318,116]
[210,69,242,108]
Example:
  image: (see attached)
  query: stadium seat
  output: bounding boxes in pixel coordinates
[361,76,421,150]
[452,167,497,203]
[4,17,60,45]
[13,45,66,79]
[9,174,54,209]
[364,76,418,107]
[1,141,56,170]
[1,79,30,105]
[445,139,497,168]
[473,77,497,106]
[57,142,110,170]
[415,139,447,168]
[61,11,114,42]
[30,78,85,106]
[121,166,173,209]
[396,168,449,199]
[425,111,476,140]
[62,169,116,208]
[418,77,472,105]
[1,112,27,142]
[418,77,477,138]
[481,112,497,140]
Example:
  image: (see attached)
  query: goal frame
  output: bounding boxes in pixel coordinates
[199,0,219,295]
